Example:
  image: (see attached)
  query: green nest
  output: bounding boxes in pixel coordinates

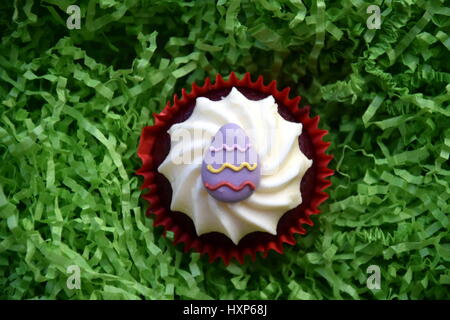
[1,0,449,299]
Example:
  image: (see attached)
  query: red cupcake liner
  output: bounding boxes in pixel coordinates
[137,72,333,265]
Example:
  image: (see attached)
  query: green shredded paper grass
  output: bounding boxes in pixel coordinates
[1,0,449,300]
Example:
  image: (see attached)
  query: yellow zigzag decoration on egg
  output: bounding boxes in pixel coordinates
[207,162,258,173]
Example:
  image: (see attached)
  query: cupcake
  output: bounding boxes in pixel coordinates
[137,73,333,264]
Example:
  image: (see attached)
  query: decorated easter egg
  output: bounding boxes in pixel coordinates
[201,123,260,203]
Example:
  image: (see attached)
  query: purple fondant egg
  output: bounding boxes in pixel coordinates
[202,123,260,203]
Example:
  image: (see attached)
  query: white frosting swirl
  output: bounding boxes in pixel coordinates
[158,87,312,244]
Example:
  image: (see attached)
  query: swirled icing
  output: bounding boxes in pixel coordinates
[158,87,313,244]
